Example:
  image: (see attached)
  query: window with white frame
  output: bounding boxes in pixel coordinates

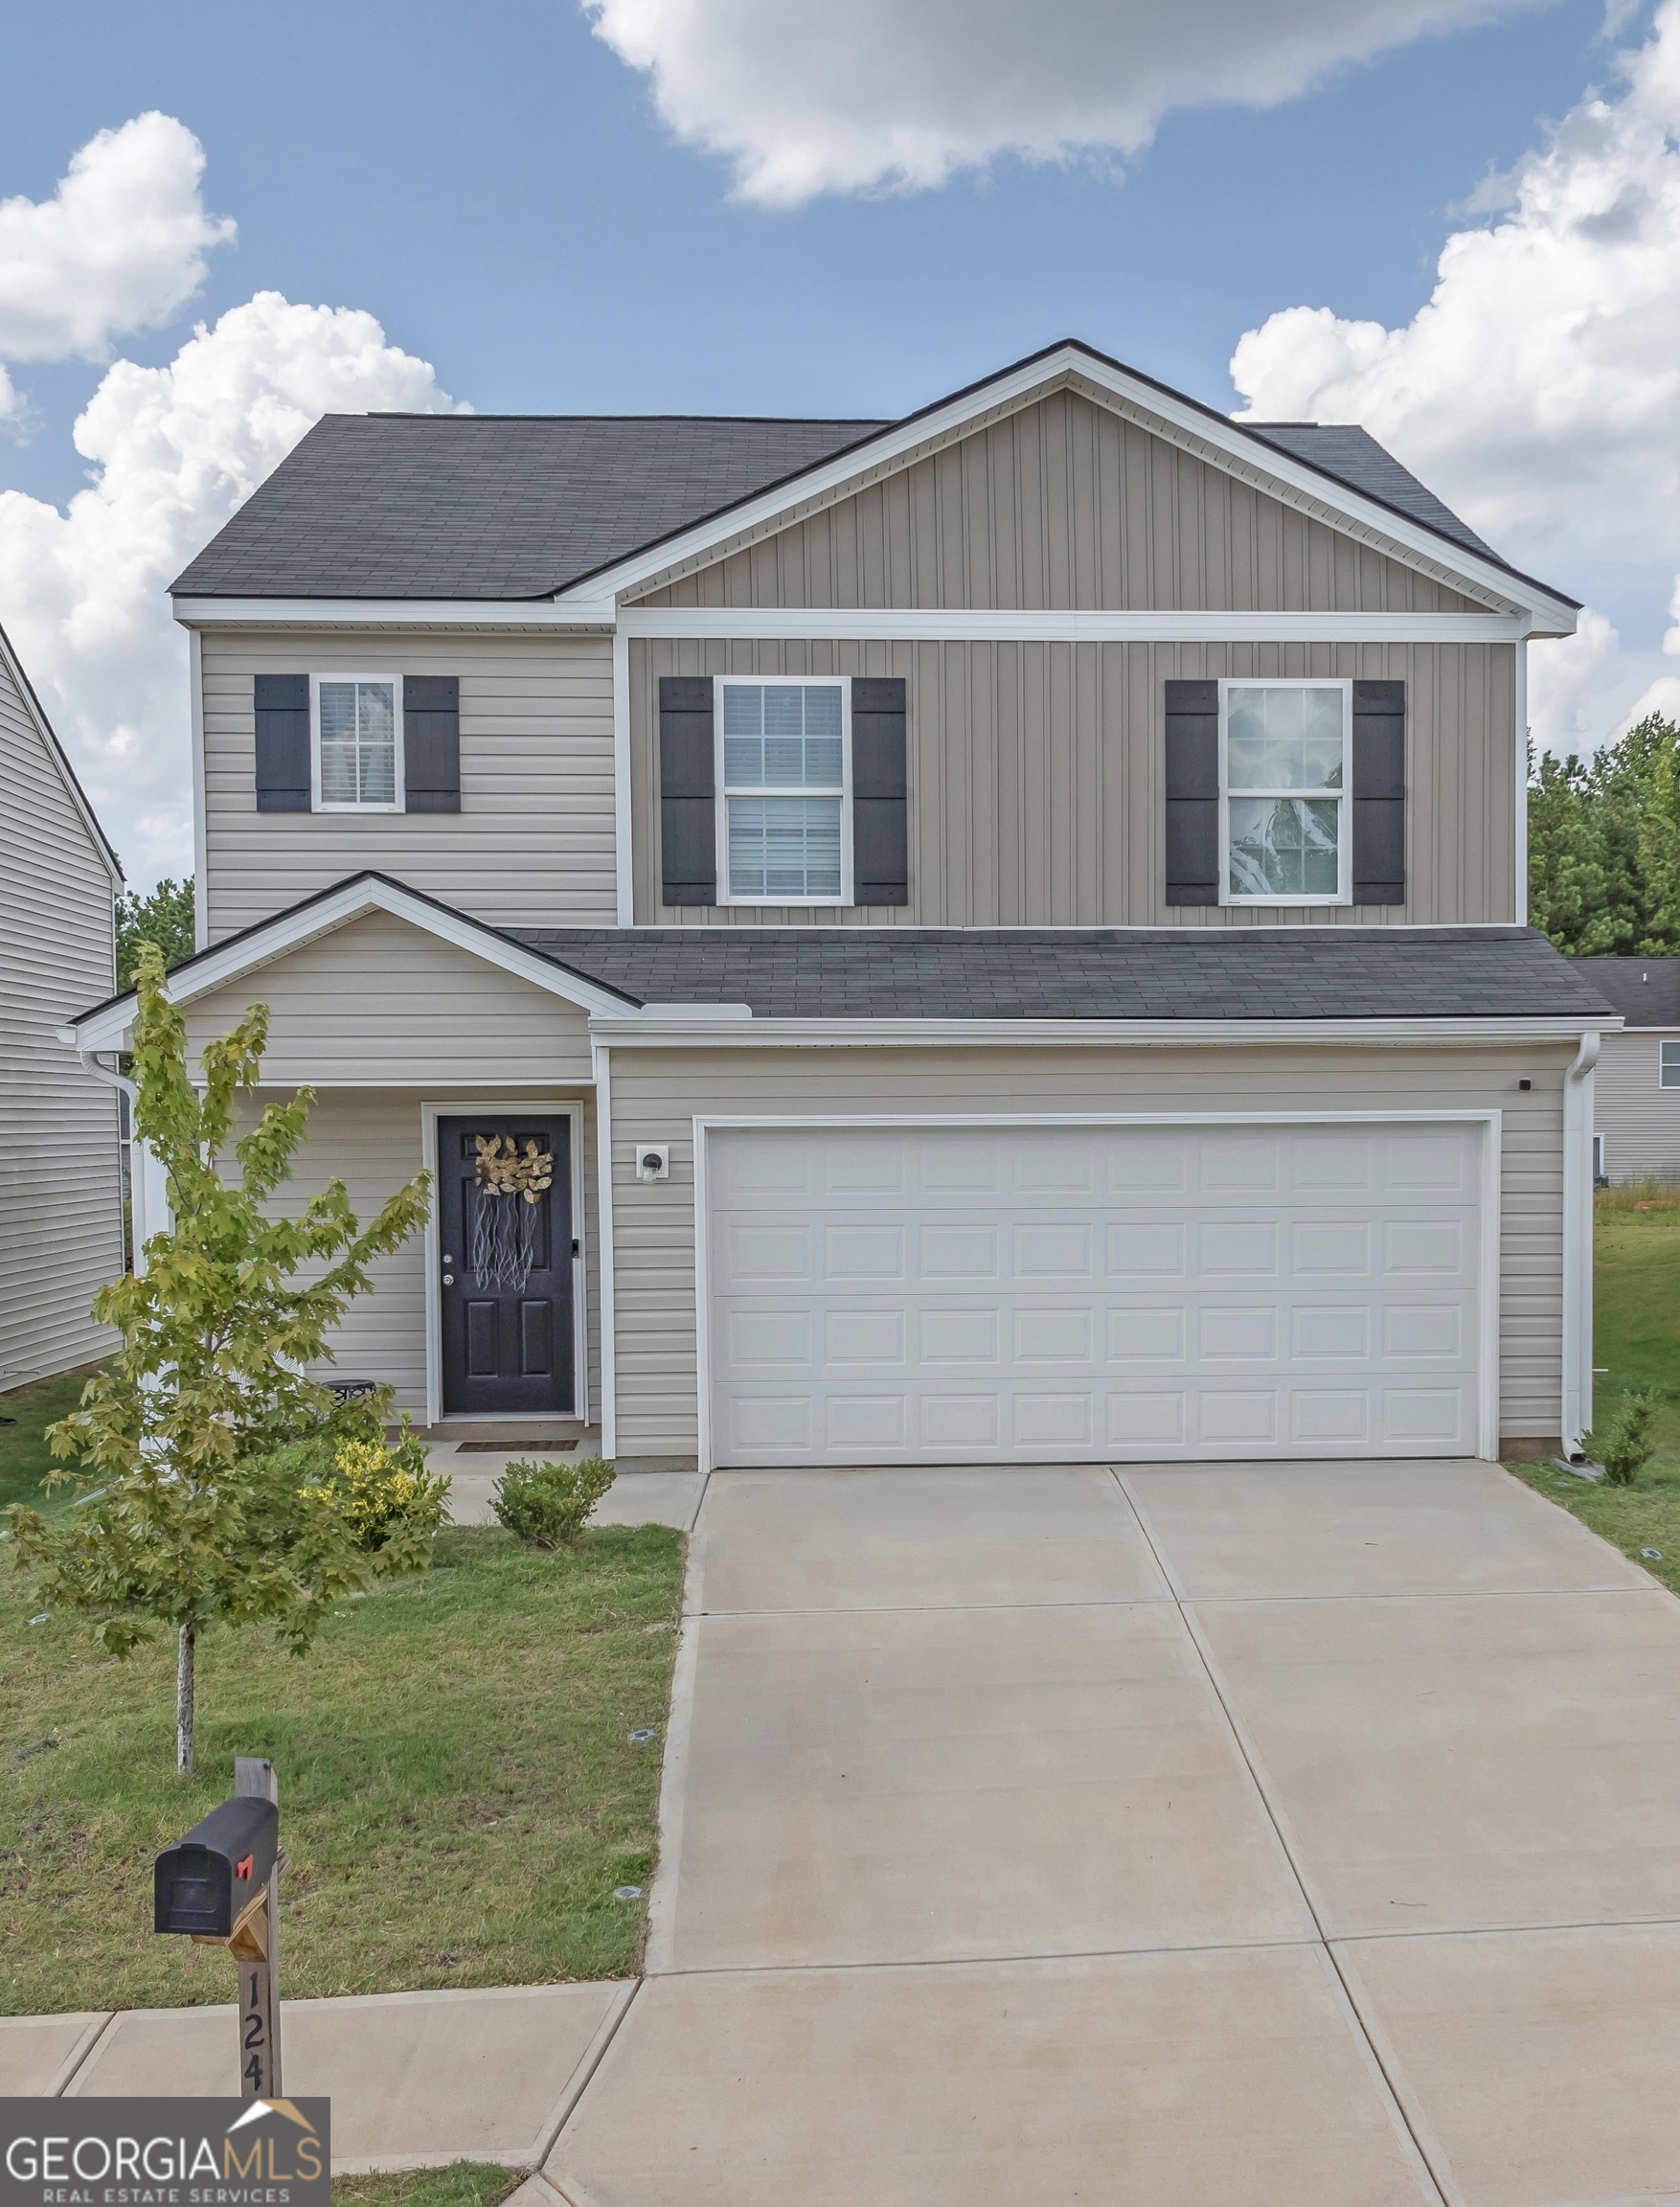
[1220,680,1351,904]
[1593,1131,1608,1183]
[1661,1040,1680,1088]
[718,678,849,902]
[313,675,401,809]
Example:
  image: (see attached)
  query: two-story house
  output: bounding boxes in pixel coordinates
[68,340,1615,1467]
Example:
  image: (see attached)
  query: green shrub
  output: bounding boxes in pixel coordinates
[491,1455,615,1548]
[323,1431,452,1553]
[1584,1390,1663,1487]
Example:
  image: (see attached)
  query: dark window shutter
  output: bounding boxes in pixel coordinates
[254,673,310,812]
[851,676,909,905]
[1351,679,1405,905]
[660,675,716,905]
[403,675,460,812]
[1164,679,1219,905]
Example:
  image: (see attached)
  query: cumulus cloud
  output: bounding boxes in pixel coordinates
[0,293,461,881]
[1229,0,1680,755]
[583,0,1545,205]
[0,114,233,365]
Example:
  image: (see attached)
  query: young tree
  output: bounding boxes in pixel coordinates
[6,944,431,1772]
[116,877,197,989]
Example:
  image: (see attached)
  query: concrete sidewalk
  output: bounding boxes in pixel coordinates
[430,1447,705,1532]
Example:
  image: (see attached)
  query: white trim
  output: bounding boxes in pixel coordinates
[69,874,635,1052]
[558,347,1576,631]
[591,1012,1613,1049]
[190,626,209,949]
[690,1107,1504,1471]
[594,1042,617,1456]
[1561,1032,1600,1451]
[1218,677,1351,909]
[421,1100,588,1429]
[1514,638,1530,926]
[714,673,851,907]
[0,621,124,887]
[175,597,617,630]
[620,606,1529,645]
[309,671,404,812]
[1592,1129,1607,1183]
[613,628,634,925]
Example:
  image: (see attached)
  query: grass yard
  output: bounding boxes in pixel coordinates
[1510,1181,1680,1596]
[0,1366,102,1516]
[331,2167,522,2207]
[0,1524,682,2015]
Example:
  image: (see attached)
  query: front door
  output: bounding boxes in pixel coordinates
[438,1113,576,1415]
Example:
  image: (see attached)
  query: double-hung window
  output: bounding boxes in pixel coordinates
[1220,679,1351,905]
[1661,1041,1680,1088]
[718,677,850,903]
[312,674,402,810]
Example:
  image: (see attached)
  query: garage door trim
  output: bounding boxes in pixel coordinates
[693,1110,1503,1469]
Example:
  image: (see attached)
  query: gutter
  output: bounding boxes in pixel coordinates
[1560,1029,1601,1456]
[69,1045,166,1270]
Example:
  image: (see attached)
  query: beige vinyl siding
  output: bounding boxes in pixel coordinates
[604,1040,1569,1458]
[633,390,1484,614]
[181,910,595,1086]
[234,1088,601,1421]
[1593,1029,1680,1182]
[201,629,616,942]
[630,638,1516,927]
[0,651,123,1388]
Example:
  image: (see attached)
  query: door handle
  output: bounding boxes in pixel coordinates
[442,1274,454,1286]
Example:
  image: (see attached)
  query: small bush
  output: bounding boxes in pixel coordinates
[492,1455,615,1548]
[325,1431,452,1552]
[1583,1390,1663,1487]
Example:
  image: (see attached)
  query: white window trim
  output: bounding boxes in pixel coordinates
[1660,1039,1680,1088]
[1593,1130,1608,1181]
[310,671,404,813]
[714,674,852,907]
[1217,676,1352,908]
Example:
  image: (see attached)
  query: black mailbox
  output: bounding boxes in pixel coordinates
[154,1795,279,1937]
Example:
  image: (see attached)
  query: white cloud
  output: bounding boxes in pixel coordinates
[583,0,1545,205]
[1229,0,1680,755]
[0,292,462,883]
[0,114,233,365]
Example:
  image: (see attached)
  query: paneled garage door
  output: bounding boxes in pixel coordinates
[703,1121,1487,1466]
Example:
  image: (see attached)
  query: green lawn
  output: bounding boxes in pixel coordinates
[332,2167,522,2207]
[0,1366,102,1515]
[1,1524,682,2014]
[1510,1184,1680,1595]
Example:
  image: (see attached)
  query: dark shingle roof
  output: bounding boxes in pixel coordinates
[1570,956,1680,1027]
[1240,423,1501,563]
[170,414,890,600]
[504,923,1617,1022]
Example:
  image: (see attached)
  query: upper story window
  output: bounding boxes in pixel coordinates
[1220,680,1351,906]
[313,675,402,810]
[1661,1041,1680,1087]
[718,678,851,903]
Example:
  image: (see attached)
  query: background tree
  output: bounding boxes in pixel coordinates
[115,876,196,990]
[5,944,431,1771]
[1530,716,1680,954]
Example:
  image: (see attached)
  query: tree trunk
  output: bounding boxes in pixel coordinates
[176,1619,195,1774]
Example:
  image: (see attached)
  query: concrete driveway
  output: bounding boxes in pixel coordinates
[547,1459,1680,2207]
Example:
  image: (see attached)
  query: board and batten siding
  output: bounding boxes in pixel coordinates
[1593,1029,1680,1182]
[180,910,595,1087]
[230,1088,601,1422]
[200,629,616,942]
[629,637,1517,927]
[0,648,122,1389]
[603,1040,1570,1459]
[631,389,1487,615]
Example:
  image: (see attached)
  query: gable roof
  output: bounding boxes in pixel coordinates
[0,621,123,882]
[1570,956,1680,1027]
[170,338,1573,620]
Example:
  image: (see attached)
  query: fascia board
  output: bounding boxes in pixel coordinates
[69,877,636,1050]
[619,607,1526,645]
[556,345,1576,632]
[173,597,617,630]
[587,1013,1619,1047]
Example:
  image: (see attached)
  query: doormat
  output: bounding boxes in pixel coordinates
[455,1438,580,1451]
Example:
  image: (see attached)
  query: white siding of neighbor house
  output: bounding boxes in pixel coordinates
[0,642,123,1390]
[199,628,616,942]
[229,1088,601,1422]
[1594,1028,1680,1183]
[180,910,596,1086]
[602,1039,1573,1457]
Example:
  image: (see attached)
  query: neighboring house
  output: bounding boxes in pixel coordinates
[68,339,1618,1464]
[1573,958,1680,1184]
[0,622,125,1390]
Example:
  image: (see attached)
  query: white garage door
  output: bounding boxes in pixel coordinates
[704,1121,1487,1466]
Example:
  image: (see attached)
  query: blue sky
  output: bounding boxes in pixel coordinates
[0,0,1672,880]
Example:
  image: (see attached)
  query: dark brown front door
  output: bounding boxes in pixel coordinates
[438,1114,575,1415]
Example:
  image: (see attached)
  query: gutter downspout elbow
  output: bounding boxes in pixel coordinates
[1561,1031,1601,1456]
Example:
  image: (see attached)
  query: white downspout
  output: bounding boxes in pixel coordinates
[76,1050,170,1274]
[592,1037,617,1459]
[1560,1030,1601,1455]
[1514,633,1530,925]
